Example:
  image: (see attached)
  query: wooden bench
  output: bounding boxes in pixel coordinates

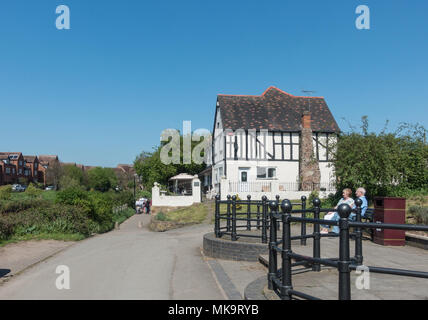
[361,208,374,240]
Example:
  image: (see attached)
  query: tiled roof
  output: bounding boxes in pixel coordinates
[39,155,58,161]
[217,86,340,132]
[0,152,22,158]
[39,155,59,166]
[23,155,37,163]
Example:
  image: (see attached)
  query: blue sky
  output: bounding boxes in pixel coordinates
[1,0,427,167]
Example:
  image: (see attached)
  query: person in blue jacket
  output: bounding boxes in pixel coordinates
[349,187,368,221]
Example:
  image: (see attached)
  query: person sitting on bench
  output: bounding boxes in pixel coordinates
[321,188,355,234]
[349,187,368,221]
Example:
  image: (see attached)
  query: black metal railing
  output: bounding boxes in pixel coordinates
[214,195,309,245]
[268,198,428,300]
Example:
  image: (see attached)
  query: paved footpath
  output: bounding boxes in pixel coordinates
[0,214,224,300]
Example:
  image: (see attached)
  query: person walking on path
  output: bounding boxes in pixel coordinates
[145,199,151,214]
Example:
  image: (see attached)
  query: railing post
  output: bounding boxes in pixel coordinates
[354,198,363,265]
[257,203,261,230]
[261,196,268,244]
[268,201,278,290]
[312,198,321,272]
[276,195,281,231]
[215,195,220,237]
[226,195,231,232]
[231,195,237,241]
[338,203,352,300]
[301,195,307,246]
[247,195,252,231]
[281,199,293,300]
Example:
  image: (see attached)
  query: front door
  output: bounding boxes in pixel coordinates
[238,168,250,193]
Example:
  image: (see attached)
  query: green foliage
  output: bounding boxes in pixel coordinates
[137,190,152,200]
[0,198,48,214]
[156,212,168,221]
[134,148,177,192]
[235,194,242,210]
[1,188,135,243]
[87,167,118,192]
[331,118,428,199]
[62,164,86,186]
[134,134,207,191]
[0,185,12,201]
[0,201,96,240]
[322,193,338,208]
[25,183,42,198]
[409,206,428,225]
[59,175,81,190]
[308,191,319,207]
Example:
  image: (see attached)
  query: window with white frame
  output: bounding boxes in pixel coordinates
[273,132,299,161]
[257,167,276,179]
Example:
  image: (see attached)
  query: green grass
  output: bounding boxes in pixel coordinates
[113,208,135,225]
[157,203,208,225]
[0,232,85,247]
[5,190,57,204]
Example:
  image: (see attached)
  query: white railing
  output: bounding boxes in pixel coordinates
[228,181,272,193]
[279,182,336,192]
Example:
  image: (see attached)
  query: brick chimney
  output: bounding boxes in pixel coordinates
[299,111,321,191]
[302,111,312,129]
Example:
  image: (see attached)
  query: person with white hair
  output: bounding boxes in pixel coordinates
[350,187,368,220]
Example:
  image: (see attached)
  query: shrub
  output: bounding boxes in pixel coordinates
[235,194,242,210]
[25,183,42,198]
[308,191,319,208]
[156,212,168,221]
[0,215,15,240]
[0,198,48,214]
[409,206,428,225]
[56,187,89,206]
[59,176,81,190]
[1,187,136,242]
[0,185,12,201]
[322,193,338,209]
[112,190,134,208]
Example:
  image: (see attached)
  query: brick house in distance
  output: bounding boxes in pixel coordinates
[23,155,40,183]
[0,152,26,184]
[0,154,18,185]
[38,155,59,185]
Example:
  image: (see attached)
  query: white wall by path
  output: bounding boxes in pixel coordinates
[152,177,201,207]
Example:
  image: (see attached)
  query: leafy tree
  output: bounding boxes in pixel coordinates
[45,161,63,189]
[87,167,118,192]
[330,118,428,200]
[62,164,86,186]
[134,133,207,191]
[59,175,82,190]
[134,148,177,192]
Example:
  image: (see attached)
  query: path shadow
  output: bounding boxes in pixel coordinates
[0,269,11,278]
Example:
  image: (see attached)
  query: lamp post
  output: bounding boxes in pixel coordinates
[134,174,137,214]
